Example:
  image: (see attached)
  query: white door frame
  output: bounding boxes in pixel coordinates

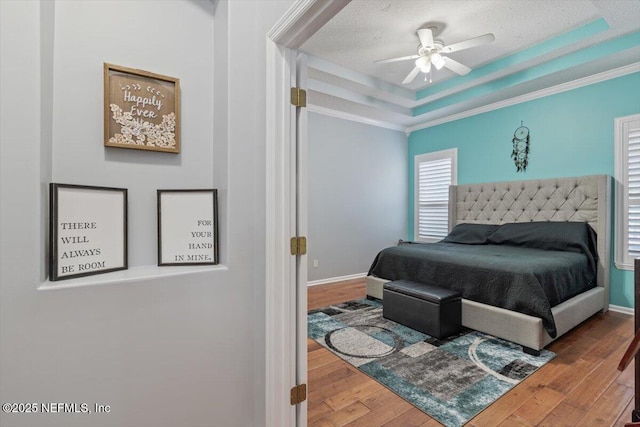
[294,51,309,427]
[265,1,351,426]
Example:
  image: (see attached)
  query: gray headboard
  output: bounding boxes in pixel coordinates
[448,175,611,302]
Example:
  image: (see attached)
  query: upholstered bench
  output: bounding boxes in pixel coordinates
[383,280,461,339]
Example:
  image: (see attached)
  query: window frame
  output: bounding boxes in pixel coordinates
[414,148,458,243]
[614,113,640,270]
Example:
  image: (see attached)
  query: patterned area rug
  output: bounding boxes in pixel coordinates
[308,299,555,427]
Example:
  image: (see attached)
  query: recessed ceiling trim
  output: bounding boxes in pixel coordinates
[416,18,610,100]
[308,67,418,108]
[413,30,640,116]
[308,104,406,132]
[307,54,414,100]
[308,79,412,116]
[408,62,640,134]
[309,90,415,127]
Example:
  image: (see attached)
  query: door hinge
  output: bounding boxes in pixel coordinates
[290,383,307,405]
[290,87,307,108]
[290,236,307,256]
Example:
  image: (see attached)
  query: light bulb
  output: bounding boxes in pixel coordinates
[415,56,431,73]
[431,53,445,70]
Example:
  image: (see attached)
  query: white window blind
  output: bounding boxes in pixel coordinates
[414,149,457,242]
[615,114,640,270]
[628,125,640,258]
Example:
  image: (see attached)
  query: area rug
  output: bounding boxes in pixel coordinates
[308,298,555,427]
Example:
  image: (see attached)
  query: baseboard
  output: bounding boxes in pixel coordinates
[609,304,634,316]
[307,272,367,287]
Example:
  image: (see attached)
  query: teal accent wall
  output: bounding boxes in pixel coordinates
[408,72,640,308]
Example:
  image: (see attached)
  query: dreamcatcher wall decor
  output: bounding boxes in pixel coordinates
[511,121,530,172]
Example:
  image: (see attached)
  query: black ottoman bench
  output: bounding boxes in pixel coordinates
[383,280,461,339]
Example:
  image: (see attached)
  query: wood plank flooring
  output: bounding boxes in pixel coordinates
[307,278,635,427]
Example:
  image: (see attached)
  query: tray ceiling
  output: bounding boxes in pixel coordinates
[299,0,640,131]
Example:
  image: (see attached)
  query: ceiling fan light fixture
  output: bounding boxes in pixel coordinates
[431,53,446,70]
[379,28,495,85]
[415,56,427,68]
[415,56,431,73]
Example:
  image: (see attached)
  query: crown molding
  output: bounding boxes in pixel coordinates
[267,0,351,48]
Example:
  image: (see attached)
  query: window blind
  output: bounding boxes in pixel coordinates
[615,114,640,270]
[626,124,640,259]
[416,156,453,241]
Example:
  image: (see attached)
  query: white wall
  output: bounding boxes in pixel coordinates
[0,1,294,426]
[51,1,218,267]
[307,113,408,282]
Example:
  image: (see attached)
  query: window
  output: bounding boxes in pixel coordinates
[414,148,457,242]
[615,114,640,270]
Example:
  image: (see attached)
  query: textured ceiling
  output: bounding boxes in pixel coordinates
[297,0,640,131]
[301,0,640,90]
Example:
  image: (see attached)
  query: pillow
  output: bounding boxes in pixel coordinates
[441,223,500,245]
[486,221,597,258]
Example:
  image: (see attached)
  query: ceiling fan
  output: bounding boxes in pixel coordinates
[375,27,495,84]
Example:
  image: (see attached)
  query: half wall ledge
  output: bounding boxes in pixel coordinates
[37,264,228,291]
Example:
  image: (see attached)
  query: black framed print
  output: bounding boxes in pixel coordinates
[49,183,128,281]
[157,189,218,266]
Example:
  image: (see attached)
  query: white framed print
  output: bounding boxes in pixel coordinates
[49,183,128,281]
[157,189,219,266]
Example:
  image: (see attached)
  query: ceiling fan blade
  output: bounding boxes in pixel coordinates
[402,67,421,84]
[417,28,434,48]
[441,33,495,54]
[374,54,420,64]
[442,57,471,75]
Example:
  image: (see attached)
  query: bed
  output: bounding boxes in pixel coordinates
[366,174,611,353]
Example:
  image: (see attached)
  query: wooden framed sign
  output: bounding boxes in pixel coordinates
[49,183,128,281]
[157,189,219,266]
[104,63,180,153]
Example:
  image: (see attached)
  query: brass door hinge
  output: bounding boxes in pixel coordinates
[290,383,307,405]
[290,236,307,256]
[290,87,307,107]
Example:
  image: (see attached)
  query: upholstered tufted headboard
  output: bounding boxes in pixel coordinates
[448,175,611,299]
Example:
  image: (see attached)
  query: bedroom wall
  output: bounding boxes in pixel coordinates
[408,71,640,309]
[308,112,408,283]
[0,1,294,426]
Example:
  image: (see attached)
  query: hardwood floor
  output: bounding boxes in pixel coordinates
[307,278,636,427]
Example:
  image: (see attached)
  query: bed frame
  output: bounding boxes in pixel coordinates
[366,174,611,352]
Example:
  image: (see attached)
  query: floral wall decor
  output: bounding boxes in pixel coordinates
[104,63,180,153]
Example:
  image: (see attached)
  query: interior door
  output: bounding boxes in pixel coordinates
[294,52,309,427]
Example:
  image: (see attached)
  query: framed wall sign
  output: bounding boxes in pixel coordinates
[157,189,219,266]
[104,63,180,153]
[49,183,128,281]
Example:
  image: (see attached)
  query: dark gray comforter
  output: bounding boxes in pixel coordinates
[368,222,598,338]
